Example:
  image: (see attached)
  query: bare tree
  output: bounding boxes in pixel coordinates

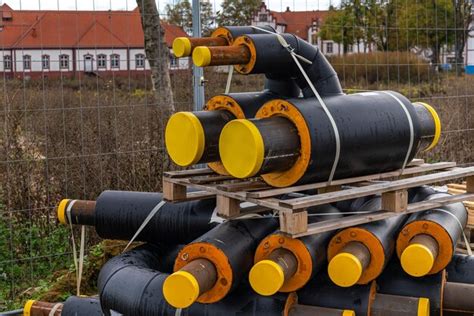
[136,0,176,189]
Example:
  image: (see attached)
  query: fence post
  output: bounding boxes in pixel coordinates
[192,0,205,111]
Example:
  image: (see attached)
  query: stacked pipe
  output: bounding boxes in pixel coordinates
[23,183,470,315]
[22,27,474,316]
[166,27,441,187]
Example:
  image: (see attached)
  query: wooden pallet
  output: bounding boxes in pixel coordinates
[448,182,474,226]
[163,160,474,237]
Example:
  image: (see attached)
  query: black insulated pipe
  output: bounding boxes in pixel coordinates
[446,254,474,284]
[61,296,103,316]
[58,191,218,245]
[219,91,439,187]
[165,79,300,169]
[250,204,342,295]
[98,243,180,316]
[232,33,343,97]
[164,218,279,308]
[327,196,407,287]
[396,186,467,277]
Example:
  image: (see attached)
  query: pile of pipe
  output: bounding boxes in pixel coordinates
[24,185,474,316]
[23,27,471,316]
[165,25,441,187]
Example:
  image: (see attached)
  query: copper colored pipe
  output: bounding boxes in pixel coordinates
[444,281,474,313]
[179,258,218,295]
[267,248,298,282]
[193,45,251,67]
[26,301,63,316]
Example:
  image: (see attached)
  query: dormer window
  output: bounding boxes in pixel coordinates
[259,13,268,22]
[2,11,12,21]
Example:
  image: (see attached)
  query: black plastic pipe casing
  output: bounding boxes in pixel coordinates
[377,259,444,315]
[94,190,217,245]
[355,197,407,264]
[184,218,279,295]
[297,272,374,315]
[279,91,424,184]
[404,188,467,257]
[181,285,288,316]
[61,296,103,316]
[240,33,343,97]
[98,243,180,316]
[301,204,343,277]
[221,25,276,42]
[446,254,474,284]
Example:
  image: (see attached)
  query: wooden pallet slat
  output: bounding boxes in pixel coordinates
[294,193,474,238]
[246,161,456,199]
[279,167,474,210]
[162,161,474,237]
[164,168,214,178]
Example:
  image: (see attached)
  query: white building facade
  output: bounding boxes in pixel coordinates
[0,4,188,78]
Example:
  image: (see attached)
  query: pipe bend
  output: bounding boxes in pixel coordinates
[98,244,180,316]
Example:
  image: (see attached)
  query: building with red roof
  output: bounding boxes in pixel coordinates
[251,2,365,56]
[0,3,189,78]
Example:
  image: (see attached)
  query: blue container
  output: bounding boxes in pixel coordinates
[466,65,474,75]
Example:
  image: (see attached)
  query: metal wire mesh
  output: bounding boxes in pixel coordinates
[0,0,473,311]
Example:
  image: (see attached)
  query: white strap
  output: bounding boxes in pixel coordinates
[48,303,62,316]
[432,208,472,255]
[251,26,340,185]
[122,200,167,252]
[77,225,85,295]
[225,65,234,94]
[380,91,415,175]
[66,200,85,296]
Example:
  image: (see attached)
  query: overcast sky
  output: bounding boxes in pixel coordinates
[1,0,338,13]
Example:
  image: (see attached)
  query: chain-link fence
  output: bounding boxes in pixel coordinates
[0,0,473,311]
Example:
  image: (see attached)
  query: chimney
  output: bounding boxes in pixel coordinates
[286,6,290,12]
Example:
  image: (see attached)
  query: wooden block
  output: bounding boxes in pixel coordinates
[216,195,241,218]
[467,176,474,193]
[448,188,466,195]
[382,190,408,212]
[448,183,467,190]
[279,210,308,235]
[163,180,187,201]
[318,185,342,194]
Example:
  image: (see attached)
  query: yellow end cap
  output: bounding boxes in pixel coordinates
[417,297,430,316]
[23,299,35,316]
[57,199,69,225]
[417,102,441,151]
[165,112,205,167]
[219,119,264,179]
[342,310,356,316]
[249,260,285,296]
[172,37,192,57]
[401,243,435,277]
[328,252,363,287]
[163,270,200,308]
[193,46,212,67]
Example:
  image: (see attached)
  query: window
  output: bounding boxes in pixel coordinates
[97,54,107,68]
[170,54,177,68]
[59,54,69,69]
[326,42,333,54]
[4,55,11,70]
[23,54,31,70]
[347,44,353,53]
[135,54,145,68]
[42,55,50,69]
[259,14,268,22]
[110,54,120,69]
